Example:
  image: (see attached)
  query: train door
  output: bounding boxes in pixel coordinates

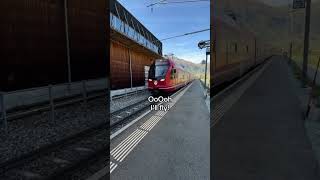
[170,66,177,87]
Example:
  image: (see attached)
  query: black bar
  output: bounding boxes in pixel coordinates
[302,0,311,86]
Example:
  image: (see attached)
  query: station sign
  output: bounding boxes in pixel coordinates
[293,0,305,9]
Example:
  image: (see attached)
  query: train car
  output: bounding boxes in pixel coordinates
[148,59,192,94]
[212,13,272,91]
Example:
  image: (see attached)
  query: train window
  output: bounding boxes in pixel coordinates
[155,60,169,66]
[155,65,169,77]
[148,62,169,79]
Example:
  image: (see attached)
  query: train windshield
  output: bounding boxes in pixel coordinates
[149,61,169,79]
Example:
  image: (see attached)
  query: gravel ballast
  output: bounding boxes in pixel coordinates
[0,90,150,165]
[0,97,107,164]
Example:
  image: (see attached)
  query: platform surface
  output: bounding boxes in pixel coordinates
[212,56,320,180]
[111,80,210,180]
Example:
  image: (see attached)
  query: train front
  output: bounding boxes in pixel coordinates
[148,59,172,94]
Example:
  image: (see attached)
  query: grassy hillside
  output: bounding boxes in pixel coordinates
[257,0,320,6]
[216,0,288,46]
[216,0,320,66]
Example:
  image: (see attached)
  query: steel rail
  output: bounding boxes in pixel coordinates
[0,122,107,178]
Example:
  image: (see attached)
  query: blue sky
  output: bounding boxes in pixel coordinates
[117,0,210,64]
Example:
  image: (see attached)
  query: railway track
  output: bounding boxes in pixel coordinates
[110,85,188,132]
[111,99,151,130]
[0,86,187,179]
[0,121,107,179]
[110,82,192,136]
[0,92,148,179]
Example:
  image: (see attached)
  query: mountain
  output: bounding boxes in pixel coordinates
[257,0,320,7]
[163,55,209,76]
[257,0,289,6]
[216,0,320,53]
[226,0,320,7]
[216,0,288,45]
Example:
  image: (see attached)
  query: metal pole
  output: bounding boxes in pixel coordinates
[64,0,72,85]
[290,42,293,61]
[288,0,291,35]
[288,1,293,63]
[0,93,8,132]
[204,51,208,90]
[290,10,294,35]
[129,49,133,89]
[302,0,312,86]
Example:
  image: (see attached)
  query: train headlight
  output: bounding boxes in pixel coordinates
[160,79,165,82]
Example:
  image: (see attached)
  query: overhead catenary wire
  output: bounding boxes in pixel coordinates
[147,0,209,7]
[159,28,210,42]
[145,1,210,42]
[147,0,167,7]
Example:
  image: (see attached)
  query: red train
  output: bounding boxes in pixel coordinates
[211,14,275,91]
[148,59,193,93]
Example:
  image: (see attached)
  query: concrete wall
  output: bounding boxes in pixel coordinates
[0,78,107,112]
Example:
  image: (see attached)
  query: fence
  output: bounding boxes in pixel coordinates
[0,78,107,132]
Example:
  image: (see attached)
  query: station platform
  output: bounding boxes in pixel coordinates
[212,56,320,180]
[110,80,210,180]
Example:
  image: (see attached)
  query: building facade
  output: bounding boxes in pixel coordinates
[0,0,108,91]
[110,0,163,90]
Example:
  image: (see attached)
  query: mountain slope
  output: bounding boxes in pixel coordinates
[163,55,209,75]
[216,0,320,52]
